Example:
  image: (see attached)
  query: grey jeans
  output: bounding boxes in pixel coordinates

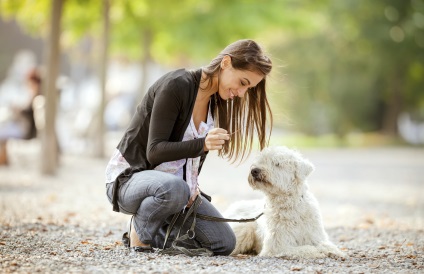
[106,170,236,256]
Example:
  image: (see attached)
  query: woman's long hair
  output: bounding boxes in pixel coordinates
[202,39,273,163]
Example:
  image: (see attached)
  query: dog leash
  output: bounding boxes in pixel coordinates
[160,196,263,257]
[196,212,263,222]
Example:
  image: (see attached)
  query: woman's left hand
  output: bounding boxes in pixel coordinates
[204,127,229,151]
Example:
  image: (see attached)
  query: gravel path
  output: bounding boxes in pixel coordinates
[1,146,423,273]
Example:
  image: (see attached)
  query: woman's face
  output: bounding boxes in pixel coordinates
[217,56,264,100]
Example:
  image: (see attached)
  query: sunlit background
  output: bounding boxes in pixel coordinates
[1,0,423,159]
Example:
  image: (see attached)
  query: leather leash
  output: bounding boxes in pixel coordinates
[160,196,263,256]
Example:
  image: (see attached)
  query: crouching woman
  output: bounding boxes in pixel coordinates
[105,39,273,255]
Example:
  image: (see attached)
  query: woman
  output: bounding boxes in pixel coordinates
[105,39,273,255]
[0,68,41,165]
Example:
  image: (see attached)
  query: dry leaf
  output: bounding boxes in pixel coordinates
[370,263,380,269]
[235,254,250,259]
[290,266,303,271]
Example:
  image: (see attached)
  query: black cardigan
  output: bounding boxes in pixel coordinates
[112,68,210,212]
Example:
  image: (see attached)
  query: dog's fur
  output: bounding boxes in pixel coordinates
[225,146,345,258]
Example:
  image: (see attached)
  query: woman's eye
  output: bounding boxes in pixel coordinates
[240,81,246,86]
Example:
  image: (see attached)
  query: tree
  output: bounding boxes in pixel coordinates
[41,0,63,174]
[269,0,424,138]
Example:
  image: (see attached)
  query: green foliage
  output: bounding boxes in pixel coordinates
[0,0,50,36]
[1,0,422,139]
[270,0,424,137]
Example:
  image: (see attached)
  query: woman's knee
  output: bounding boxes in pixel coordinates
[215,229,236,256]
[153,172,190,207]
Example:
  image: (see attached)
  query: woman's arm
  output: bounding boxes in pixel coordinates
[146,78,205,165]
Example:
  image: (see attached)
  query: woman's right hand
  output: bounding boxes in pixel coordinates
[204,128,229,151]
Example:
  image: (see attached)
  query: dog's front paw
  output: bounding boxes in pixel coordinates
[320,243,347,259]
[327,249,347,259]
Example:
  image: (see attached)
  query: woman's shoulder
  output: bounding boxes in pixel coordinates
[158,68,196,86]
[153,68,200,95]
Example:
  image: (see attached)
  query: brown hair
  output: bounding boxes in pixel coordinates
[202,39,273,163]
[27,68,41,85]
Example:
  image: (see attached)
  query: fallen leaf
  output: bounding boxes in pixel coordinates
[235,254,250,259]
[290,266,303,271]
[370,263,380,269]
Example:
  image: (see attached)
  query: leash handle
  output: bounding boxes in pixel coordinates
[162,195,202,249]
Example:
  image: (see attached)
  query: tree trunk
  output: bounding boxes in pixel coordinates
[93,0,110,158]
[382,69,403,136]
[41,0,63,175]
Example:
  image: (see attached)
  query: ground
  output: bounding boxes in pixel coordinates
[0,144,423,273]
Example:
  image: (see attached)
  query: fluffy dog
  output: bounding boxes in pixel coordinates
[225,146,345,258]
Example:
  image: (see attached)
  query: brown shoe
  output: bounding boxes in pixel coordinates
[122,216,155,253]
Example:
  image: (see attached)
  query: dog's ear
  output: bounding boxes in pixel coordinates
[295,159,315,182]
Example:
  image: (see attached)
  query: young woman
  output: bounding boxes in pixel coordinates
[105,39,273,255]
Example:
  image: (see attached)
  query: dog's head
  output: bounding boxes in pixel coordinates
[248,146,315,195]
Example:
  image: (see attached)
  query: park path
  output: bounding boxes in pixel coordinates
[0,144,423,273]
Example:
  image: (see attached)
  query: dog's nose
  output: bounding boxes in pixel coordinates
[251,168,261,178]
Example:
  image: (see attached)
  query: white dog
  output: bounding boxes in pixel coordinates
[225,146,345,258]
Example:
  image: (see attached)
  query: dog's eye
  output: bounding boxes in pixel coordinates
[274,162,280,167]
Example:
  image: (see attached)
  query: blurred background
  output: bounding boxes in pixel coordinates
[0,0,423,173]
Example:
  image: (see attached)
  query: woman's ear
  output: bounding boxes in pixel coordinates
[221,55,232,70]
